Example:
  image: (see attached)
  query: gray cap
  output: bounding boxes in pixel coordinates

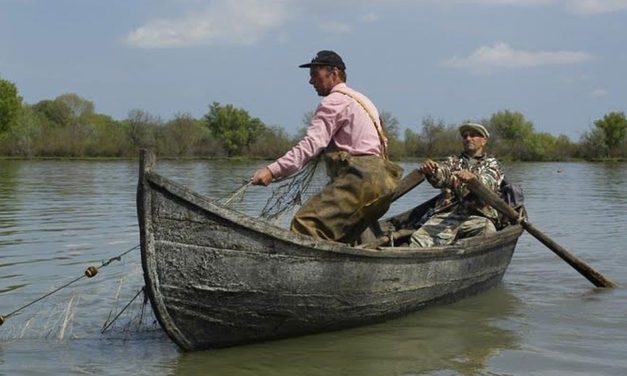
[459,122,490,139]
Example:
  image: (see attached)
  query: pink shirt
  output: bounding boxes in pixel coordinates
[267,83,385,179]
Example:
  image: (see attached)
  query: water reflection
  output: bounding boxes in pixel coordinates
[0,161,20,241]
[172,287,521,376]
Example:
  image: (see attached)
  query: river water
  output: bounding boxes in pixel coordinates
[0,159,625,376]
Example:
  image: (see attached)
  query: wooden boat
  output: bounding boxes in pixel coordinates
[137,150,524,351]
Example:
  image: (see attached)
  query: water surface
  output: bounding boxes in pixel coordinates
[0,159,625,375]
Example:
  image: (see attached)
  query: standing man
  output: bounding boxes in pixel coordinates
[410,122,504,247]
[251,50,403,243]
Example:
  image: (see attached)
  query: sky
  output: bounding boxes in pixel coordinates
[1,0,626,140]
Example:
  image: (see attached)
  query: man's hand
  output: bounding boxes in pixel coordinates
[251,167,274,186]
[421,159,438,176]
[453,170,477,184]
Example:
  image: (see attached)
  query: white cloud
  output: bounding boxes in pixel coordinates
[565,0,627,15]
[590,88,608,97]
[379,0,627,15]
[446,0,552,4]
[124,0,627,49]
[444,42,593,72]
[388,0,553,7]
[125,0,287,48]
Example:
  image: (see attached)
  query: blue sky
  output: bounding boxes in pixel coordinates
[1,0,626,140]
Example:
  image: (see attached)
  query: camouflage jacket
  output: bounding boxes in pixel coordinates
[426,152,504,222]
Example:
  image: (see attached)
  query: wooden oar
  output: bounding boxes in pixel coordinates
[466,178,618,288]
[391,168,425,202]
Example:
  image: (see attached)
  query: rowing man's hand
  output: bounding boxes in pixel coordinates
[420,159,438,176]
[453,170,477,184]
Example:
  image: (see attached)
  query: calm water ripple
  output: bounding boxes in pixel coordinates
[0,159,625,375]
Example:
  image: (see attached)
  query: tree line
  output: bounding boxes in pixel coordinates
[1,77,625,161]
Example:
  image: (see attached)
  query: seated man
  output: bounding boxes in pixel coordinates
[410,122,503,248]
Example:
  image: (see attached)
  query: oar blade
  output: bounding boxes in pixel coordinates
[466,178,617,288]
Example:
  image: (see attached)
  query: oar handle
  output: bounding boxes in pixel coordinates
[391,169,425,202]
[466,178,618,288]
[466,178,520,221]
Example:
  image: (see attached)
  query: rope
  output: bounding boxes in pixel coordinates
[100,286,145,334]
[333,88,389,159]
[0,244,140,326]
[222,180,251,207]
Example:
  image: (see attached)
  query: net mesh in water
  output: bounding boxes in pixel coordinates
[0,260,161,342]
[0,161,330,342]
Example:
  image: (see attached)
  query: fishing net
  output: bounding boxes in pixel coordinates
[0,161,330,343]
[218,158,328,224]
[259,158,328,222]
[0,249,162,342]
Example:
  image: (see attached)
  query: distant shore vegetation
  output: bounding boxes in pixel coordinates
[1,77,625,161]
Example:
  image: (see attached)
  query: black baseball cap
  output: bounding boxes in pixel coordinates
[299,50,346,70]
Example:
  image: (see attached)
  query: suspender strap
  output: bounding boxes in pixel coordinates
[333,88,389,160]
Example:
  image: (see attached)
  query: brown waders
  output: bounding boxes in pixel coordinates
[290,151,403,243]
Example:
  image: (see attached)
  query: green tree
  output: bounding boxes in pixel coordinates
[380,111,399,140]
[380,111,404,159]
[488,110,535,160]
[593,112,627,157]
[32,99,73,127]
[0,78,23,134]
[248,126,292,159]
[156,113,209,157]
[85,115,130,157]
[488,110,534,140]
[578,128,607,160]
[551,134,575,161]
[403,128,421,158]
[419,116,449,157]
[204,102,266,157]
[525,132,557,161]
[55,93,95,120]
[0,104,37,156]
[125,109,159,152]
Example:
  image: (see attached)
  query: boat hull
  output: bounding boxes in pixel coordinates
[137,152,523,351]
